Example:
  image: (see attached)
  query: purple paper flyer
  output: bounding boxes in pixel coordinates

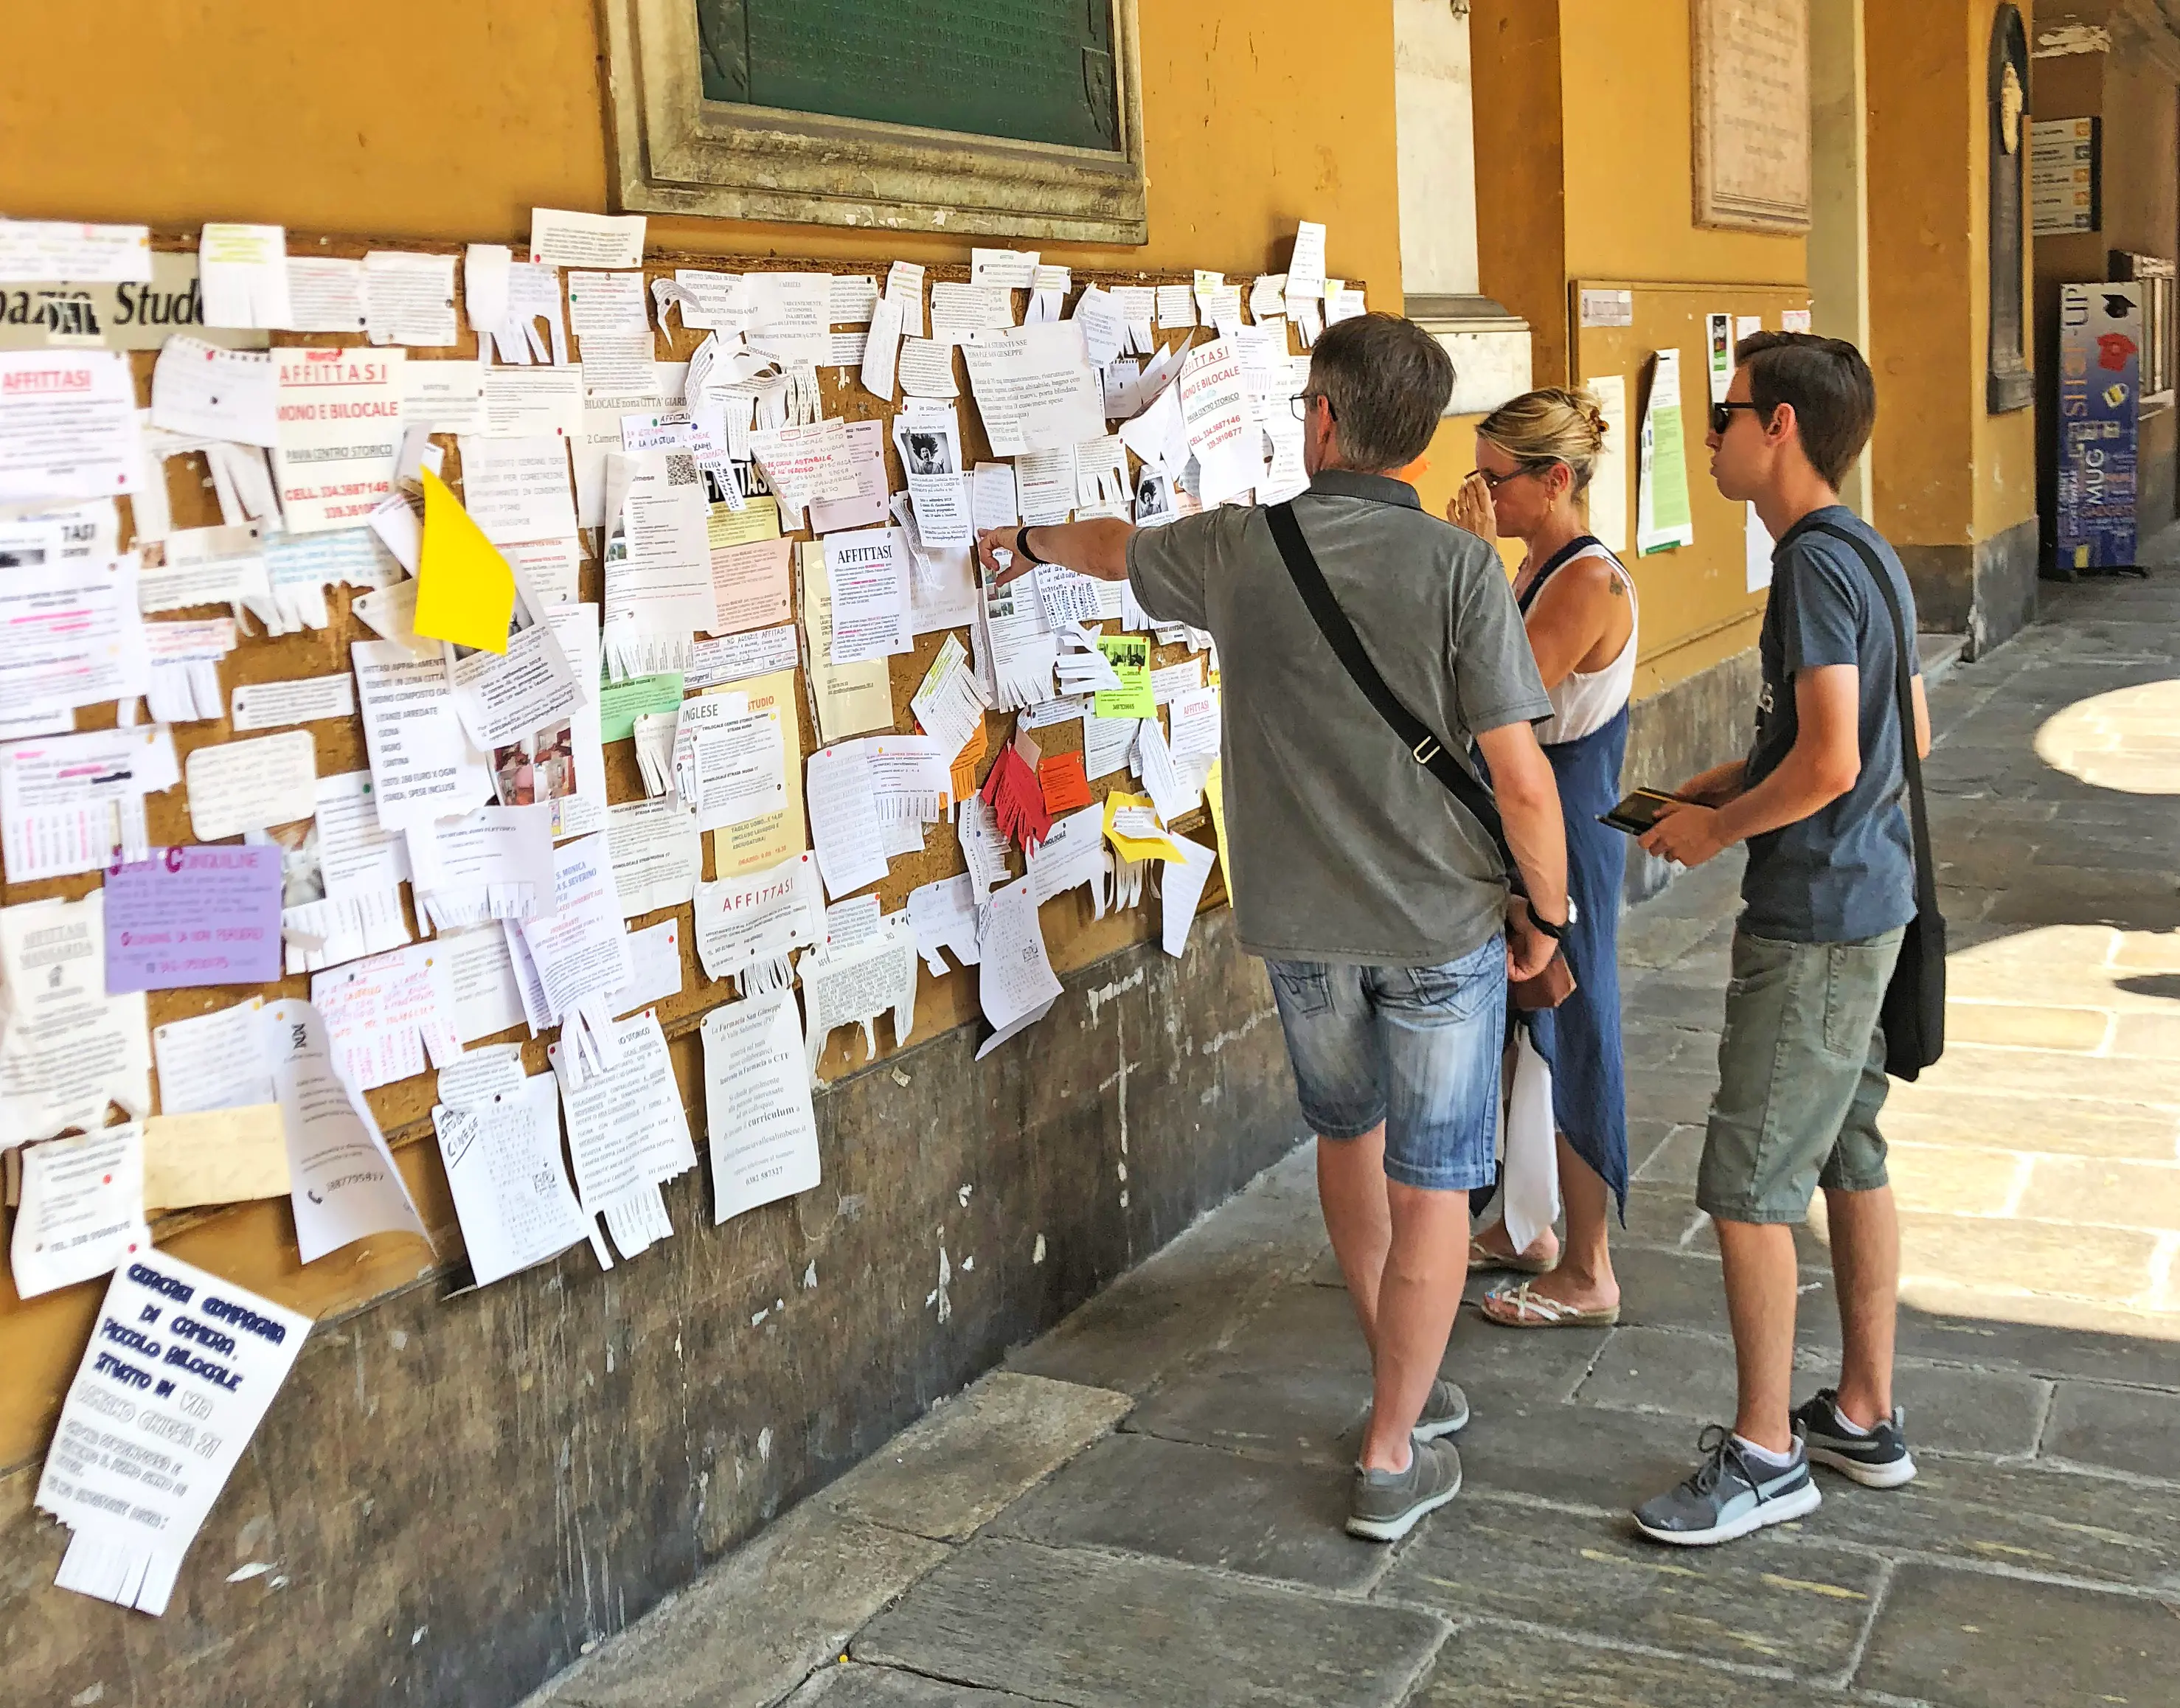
[104,844,285,993]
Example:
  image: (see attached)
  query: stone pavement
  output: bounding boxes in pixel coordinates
[527,558,2180,1708]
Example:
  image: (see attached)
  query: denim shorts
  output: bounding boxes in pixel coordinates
[1264,934,1507,1193]
[1698,927,1903,1224]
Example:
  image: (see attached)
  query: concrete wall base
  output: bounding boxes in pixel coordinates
[1898,515,2040,659]
[0,910,1302,1708]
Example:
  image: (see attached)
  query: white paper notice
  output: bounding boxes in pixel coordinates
[36,1253,310,1617]
[573,766,681,906]
[10,1126,150,1299]
[364,250,458,347]
[271,347,405,534]
[529,208,646,269]
[549,1010,696,1212]
[692,852,822,995]
[961,322,1105,455]
[1587,373,1630,556]
[805,743,889,900]
[352,639,494,830]
[261,998,426,1263]
[400,359,487,435]
[701,994,821,1224]
[974,875,1063,1056]
[518,835,635,1085]
[199,222,293,329]
[822,526,913,664]
[0,350,140,505]
[1177,336,1257,507]
[150,336,278,445]
[229,673,355,732]
[607,918,684,1016]
[0,724,178,883]
[153,999,274,1114]
[0,219,153,283]
[673,695,787,833]
[459,434,577,545]
[434,1073,591,1287]
[184,729,316,839]
[0,555,150,715]
[409,802,557,928]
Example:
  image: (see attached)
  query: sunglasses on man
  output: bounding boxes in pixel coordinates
[1709,400,1770,436]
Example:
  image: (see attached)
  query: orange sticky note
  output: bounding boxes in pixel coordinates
[949,724,987,808]
[1038,751,1091,813]
[414,467,516,653]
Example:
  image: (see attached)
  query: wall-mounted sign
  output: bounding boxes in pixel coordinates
[0,251,268,353]
[2030,117,2100,236]
[2054,282,2139,570]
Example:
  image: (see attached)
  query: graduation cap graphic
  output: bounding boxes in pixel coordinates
[2102,293,2134,319]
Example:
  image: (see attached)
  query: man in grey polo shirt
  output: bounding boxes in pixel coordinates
[975,313,1570,1543]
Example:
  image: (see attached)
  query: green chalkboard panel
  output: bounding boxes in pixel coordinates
[696,0,1121,153]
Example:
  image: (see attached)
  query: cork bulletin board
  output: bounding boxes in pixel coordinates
[0,229,1285,1455]
[1571,277,1812,698]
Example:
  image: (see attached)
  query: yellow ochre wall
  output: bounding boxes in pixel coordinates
[0,4,1407,1470]
[1867,0,2039,549]
[0,2,1402,299]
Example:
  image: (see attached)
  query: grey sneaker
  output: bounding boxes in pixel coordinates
[1792,1389,1917,1488]
[1632,1425,1822,1547]
[1347,1438,1462,1542]
[1360,1379,1471,1445]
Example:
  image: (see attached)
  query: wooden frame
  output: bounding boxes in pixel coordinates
[602,0,1149,243]
[1691,0,1813,235]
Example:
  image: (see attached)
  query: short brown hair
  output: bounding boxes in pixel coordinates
[1309,313,1454,471]
[1734,330,1877,488]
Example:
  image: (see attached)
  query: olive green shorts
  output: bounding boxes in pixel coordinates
[1697,926,1903,1225]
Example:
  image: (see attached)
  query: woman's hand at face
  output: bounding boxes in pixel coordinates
[1448,471,1496,541]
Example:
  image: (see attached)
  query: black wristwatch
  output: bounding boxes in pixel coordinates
[1014,525,1049,566]
[1525,898,1575,941]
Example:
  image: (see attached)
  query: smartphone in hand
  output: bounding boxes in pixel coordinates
[1599,788,1687,836]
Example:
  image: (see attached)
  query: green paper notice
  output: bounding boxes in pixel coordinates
[599,673,684,743]
[1636,347,1695,555]
[1093,635,1153,719]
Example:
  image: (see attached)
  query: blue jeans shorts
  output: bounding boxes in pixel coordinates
[1264,934,1507,1193]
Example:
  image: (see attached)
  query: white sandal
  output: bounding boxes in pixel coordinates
[1480,1279,1621,1329]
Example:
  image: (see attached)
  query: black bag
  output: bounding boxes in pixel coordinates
[1808,521,1947,1080]
[1263,501,1572,1010]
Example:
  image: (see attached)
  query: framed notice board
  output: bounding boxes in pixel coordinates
[1572,277,1812,698]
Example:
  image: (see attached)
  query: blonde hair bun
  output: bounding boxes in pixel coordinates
[1476,386,1608,490]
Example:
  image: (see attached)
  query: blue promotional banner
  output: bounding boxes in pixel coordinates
[2055,282,2141,570]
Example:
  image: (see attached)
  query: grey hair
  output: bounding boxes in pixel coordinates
[1308,313,1455,471]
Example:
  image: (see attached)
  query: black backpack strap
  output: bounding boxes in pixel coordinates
[1263,501,1523,892]
[1805,521,1937,922]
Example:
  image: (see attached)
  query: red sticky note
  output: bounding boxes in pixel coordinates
[981,742,1053,853]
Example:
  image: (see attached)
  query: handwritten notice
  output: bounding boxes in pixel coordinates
[103,846,283,992]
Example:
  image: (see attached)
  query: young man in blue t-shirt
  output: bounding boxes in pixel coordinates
[1631,333,1933,1546]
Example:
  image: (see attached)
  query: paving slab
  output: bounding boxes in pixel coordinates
[1412,1623,1844,1708]
[2038,1380,2180,1482]
[822,1372,1131,1543]
[853,1537,1447,1708]
[1879,1091,2180,1161]
[1125,1358,1368,1465]
[1007,1154,1325,1396]
[1853,1563,2180,1708]
[993,1431,1380,1591]
[1891,1292,2180,1381]
[1573,1326,2050,1458]
[1380,1495,1881,1677]
[785,1665,1034,1707]
[534,1506,950,1708]
[1809,1450,2180,1586]
[1620,1183,1709,1250]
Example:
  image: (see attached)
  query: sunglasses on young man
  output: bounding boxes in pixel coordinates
[1709,400,1768,436]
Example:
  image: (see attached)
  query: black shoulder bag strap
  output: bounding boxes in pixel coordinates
[1263,501,1522,896]
[1807,520,1946,1077]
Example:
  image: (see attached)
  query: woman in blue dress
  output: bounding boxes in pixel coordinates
[1449,387,1634,1327]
